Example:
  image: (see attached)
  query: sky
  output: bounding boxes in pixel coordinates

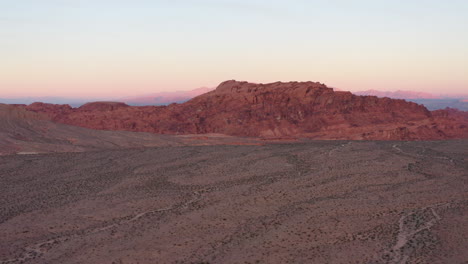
[0,0,467,97]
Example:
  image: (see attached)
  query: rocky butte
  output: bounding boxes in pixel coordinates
[24,80,468,140]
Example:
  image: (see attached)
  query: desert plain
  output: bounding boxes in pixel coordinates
[1,139,467,264]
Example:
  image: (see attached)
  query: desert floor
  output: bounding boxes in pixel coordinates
[1,140,467,264]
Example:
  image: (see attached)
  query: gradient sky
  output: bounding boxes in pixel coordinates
[1,0,467,97]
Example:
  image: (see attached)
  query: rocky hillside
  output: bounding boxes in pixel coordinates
[0,104,264,155]
[23,81,468,140]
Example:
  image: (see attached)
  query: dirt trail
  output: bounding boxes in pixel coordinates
[385,203,449,264]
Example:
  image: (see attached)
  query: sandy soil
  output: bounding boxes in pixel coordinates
[0,140,467,264]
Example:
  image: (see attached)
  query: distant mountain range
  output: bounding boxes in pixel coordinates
[354,90,438,99]
[0,97,92,108]
[1,87,466,111]
[354,90,468,111]
[120,87,214,106]
[0,87,214,107]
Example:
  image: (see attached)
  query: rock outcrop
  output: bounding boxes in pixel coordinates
[0,103,266,155]
[23,81,468,140]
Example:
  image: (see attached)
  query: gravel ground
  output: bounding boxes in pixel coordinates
[0,140,467,264]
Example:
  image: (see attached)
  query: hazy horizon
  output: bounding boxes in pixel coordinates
[1,0,467,97]
[1,81,468,102]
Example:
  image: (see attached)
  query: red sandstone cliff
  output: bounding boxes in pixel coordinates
[24,81,468,140]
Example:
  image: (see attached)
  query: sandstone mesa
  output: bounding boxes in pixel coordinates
[23,80,468,140]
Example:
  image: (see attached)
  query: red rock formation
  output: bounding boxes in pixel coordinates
[78,102,129,112]
[429,108,468,138]
[27,102,72,117]
[23,81,468,140]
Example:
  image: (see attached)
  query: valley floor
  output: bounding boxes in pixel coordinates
[0,140,467,264]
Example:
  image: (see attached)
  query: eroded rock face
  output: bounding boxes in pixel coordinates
[26,102,73,118]
[23,81,468,140]
[78,102,129,112]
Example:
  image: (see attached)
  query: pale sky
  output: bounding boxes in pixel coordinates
[1,0,467,97]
